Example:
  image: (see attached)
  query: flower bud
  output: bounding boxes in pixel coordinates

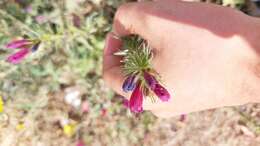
[153,84,170,102]
[129,83,143,113]
[143,72,158,90]
[122,75,136,92]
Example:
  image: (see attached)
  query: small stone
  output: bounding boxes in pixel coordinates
[72,98,81,108]
[65,91,80,104]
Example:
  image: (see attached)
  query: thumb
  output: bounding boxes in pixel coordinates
[103,32,130,98]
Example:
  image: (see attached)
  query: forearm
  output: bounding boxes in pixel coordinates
[241,16,260,103]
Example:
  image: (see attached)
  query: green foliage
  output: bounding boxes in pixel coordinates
[118,36,152,75]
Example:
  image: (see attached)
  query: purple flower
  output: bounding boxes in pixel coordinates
[76,140,85,146]
[25,6,33,13]
[72,13,81,28]
[35,15,47,24]
[144,72,158,90]
[179,114,186,122]
[129,83,143,113]
[31,41,41,52]
[152,83,170,102]
[122,75,136,92]
[6,48,29,64]
[6,39,31,49]
[5,39,41,64]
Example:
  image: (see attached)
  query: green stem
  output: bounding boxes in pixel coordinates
[0,9,39,37]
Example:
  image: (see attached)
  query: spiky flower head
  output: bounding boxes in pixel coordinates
[115,35,171,113]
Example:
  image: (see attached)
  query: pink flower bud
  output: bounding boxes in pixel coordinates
[129,83,143,113]
[6,39,31,49]
[153,83,170,102]
[6,48,29,64]
[81,101,89,113]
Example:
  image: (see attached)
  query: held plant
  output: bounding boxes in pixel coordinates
[115,35,171,113]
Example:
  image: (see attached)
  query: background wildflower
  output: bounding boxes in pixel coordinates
[16,123,25,131]
[72,13,81,28]
[6,39,32,49]
[0,96,4,113]
[35,15,47,24]
[76,140,85,146]
[122,75,136,92]
[81,100,89,113]
[63,124,76,137]
[5,39,41,64]
[6,48,29,64]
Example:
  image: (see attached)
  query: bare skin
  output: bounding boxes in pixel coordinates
[103,0,260,118]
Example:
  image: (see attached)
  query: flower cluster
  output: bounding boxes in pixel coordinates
[117,36,171,113]
[5,39,41,64]
[123,71,170,113]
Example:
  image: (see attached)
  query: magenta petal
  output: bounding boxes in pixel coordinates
[76,140,85,146]
[6,48,29,64]
[129,84,143,113]
[153,84,170,102]
[72,13,81,28]
[144,72,158,90]
[6,39,31,49]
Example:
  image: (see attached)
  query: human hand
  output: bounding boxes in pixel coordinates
[103,0,260,118]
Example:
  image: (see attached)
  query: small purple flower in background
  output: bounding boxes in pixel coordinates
[179,114,186,122]
[6,39,32,49]
[24,6,33,14]
[31,41,41,52]
[101,108,107,117]
[35,15,47,24]
[72,13,81,28]
[6,48,29,64]
[81,101,89,113]
[122,75,136,92]
[129,83,143,113]
[76,140,85,146]
[5,39,41,64]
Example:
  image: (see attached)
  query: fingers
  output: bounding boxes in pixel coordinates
[113,2,148,37]
[112,0,185,52]
[113,1,170,50]
[103,32,122,71]
[103,32,130,98]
